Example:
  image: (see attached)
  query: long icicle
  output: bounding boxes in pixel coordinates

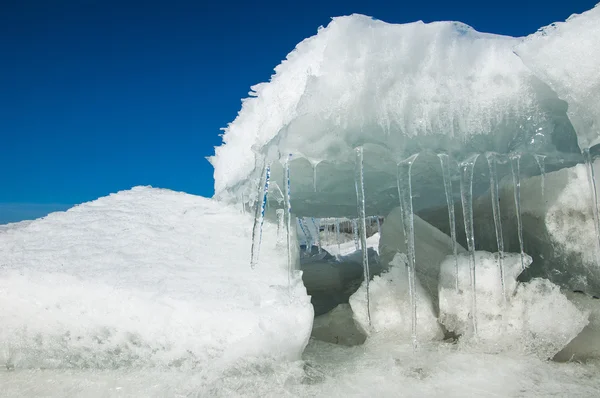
[397,153,420,350]
[438,153,460,292]
[582,148,600,259]
[284,154,293,286]
[250,163,271,269]
[459,154,479,337]
[375,216,382,236]
[486,153,507,302]
[534,154,546,198]
[355,147,371,325]
[510,153,525,271]
[352,219,360,251]
[335,218,341,260]
[312,218,322,254]
[299,217,312,252]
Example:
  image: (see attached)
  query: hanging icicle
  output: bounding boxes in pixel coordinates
[335,218,341,260]
[354,147,371,325]
[438,153,460,293]
[312,218,322,254]
[459,153,480,337]
[250,163,271,269]
[510,153,525,271]
[284,154,293,285]
[397,153,420,350]
[485,153,507,302]
[352,219,360,251]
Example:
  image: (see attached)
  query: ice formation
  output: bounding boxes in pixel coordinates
[211,14,583,218]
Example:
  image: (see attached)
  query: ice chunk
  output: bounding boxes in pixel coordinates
[0,187,313,370]
[350,253,444,341]
[439,251,588,359]
[379,206,466,313]
[515,4,600,149]
[555,291,600,361]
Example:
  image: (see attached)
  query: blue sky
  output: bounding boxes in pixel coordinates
[0,0,597,223]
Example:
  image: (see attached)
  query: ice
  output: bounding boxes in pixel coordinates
[354,147,371,324]
[379,206,466,313]
[485,152,507,300]
[439,251,588,358]
[0,187,313,370]
[250,164,271,268]
[515,4,600,150]
[350,253,444,341]
[210,14,583,219]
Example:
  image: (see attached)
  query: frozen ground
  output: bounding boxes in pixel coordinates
[1,339,599,397]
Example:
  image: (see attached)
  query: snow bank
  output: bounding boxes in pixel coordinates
[515,3,600,149]
[0,187,313,370]
[439,251,588,359]
[350,253,444,341]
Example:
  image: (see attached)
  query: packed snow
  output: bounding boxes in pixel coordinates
[0,187,313,370]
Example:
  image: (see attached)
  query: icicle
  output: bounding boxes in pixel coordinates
[534,154,546,197]
[283,154,293,285]
[352,219,360,251]
[510,153,525,271]
[459,153,479,337]
[485,153,507,302]
[299,217,312,252]
[397,153,420,350]
[438,153,460,292]
[354,146,371,325]
[241,193,246,215]
[276,209,285,245]
[335,218,341,260]
[250,164,271,269]
[582,148,600,258]
[312,218,322,254]
[375,216,382,236]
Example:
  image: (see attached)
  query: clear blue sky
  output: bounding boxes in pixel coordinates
[1,0,597,223]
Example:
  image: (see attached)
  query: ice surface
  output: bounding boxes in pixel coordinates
[350,253,445,341]
[515,3,600,150]
[0,187,313,370]
[211,14,584,218]
[379,206,466,312]
[439,251,588,359]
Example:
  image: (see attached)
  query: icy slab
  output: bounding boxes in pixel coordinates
[0,187,313,370]
[350,253,444,341]
[515,4,600,149]
[379,206,466,312]
[439,251,588,359]
[210,14,583,217]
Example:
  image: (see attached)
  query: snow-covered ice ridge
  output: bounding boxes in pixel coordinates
[0,187,313,369]
[211,5,599,218]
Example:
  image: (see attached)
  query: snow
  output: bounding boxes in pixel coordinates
[515,3,600,149]
[0,187,313,370]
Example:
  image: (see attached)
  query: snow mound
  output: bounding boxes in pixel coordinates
[0,187,313,370]
[350,253,444,341]
[439,251,588,359]
[515,3,600,149]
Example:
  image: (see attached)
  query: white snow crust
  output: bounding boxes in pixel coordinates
[0,187,313,370]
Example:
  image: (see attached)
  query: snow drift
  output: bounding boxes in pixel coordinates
[0,187,313,369]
